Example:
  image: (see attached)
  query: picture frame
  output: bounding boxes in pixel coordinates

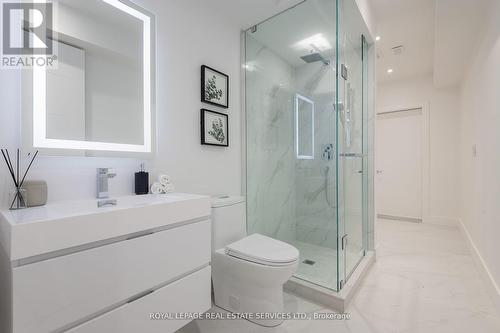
[201,109,229,147]
[201,65,229,108]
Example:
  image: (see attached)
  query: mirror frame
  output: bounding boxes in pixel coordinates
[32,0,155,154]
[295,93,315,160]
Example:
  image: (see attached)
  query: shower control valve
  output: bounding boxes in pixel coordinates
[322,144,334,161]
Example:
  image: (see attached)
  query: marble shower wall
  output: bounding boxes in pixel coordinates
[245,35,297,244]
[245,37,341,251]
[245,32,371,255]
[294,62,338,250]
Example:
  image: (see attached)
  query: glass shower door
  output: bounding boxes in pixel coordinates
[245,0,372,292]
[337,3,368,286]
[245,0,340,291]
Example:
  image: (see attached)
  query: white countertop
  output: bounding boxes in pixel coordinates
[0,193,211,261]
[1,193,207,226]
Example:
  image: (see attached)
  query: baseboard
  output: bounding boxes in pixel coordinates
[458,220,500,314]
[377,214,422,223]
[377,214,459,227]
[425,216,459,227]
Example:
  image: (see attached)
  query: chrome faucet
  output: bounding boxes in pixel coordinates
[96,168,116,199]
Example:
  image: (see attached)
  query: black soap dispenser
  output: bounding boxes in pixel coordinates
[135,163,149,195]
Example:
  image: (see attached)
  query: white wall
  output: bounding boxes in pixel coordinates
[355,0,376,38]
[140,0,242,196]
[0,0,242,208]
[0,71,21,208]
[377,75,460,225]
[458,0,500,302]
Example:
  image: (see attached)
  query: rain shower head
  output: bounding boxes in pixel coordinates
[300,53,331,66]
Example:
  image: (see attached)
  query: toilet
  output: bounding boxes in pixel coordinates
[210,195,299,327]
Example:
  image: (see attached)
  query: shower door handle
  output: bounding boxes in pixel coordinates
[341,234,348,288]
[341,234,348,251]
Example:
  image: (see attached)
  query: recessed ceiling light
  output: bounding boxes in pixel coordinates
[375,36,381,41]
[387,68,393,74]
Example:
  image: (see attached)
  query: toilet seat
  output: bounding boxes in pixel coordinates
[225,233,299,267]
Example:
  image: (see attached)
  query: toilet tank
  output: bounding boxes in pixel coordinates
[211,196,246,251]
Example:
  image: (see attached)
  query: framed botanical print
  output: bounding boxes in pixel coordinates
[201,109,229,147]
[201,65,229,108]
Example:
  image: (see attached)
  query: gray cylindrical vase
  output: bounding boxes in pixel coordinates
[21,180,48,207]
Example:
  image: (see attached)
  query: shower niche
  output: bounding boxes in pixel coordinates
[243,0,374,293]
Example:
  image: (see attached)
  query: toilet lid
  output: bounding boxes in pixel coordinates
[225,234,299,266]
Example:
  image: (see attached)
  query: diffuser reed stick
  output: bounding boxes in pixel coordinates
[17,149,19,188]
[19,151,38,188]
[1,150,17,187]
[1,149,39,210]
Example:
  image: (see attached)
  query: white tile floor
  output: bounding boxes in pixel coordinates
[178,219,500,333]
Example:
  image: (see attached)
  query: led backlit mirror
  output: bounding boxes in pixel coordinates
[23,0,155,154]
[295,94,315,160]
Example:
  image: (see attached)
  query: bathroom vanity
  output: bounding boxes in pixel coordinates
[0,193,212,333]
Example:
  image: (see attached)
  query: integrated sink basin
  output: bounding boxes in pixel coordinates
[0,193,211,261]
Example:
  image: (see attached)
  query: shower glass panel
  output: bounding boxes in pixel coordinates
[244,0,371,292]
[337,0,369,284]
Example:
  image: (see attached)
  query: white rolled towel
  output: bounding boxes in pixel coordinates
[162,183,175,194]
[159,174,171,186]
[150,182,163,195]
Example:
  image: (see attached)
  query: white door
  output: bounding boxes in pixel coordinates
[376,108,423,220]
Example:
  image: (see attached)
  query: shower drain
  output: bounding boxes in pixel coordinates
[302,259,316,266]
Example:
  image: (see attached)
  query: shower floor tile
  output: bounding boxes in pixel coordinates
[291,241,338,290]
[291,241,361,290]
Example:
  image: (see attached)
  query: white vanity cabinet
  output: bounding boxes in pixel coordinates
[0,194,212,333]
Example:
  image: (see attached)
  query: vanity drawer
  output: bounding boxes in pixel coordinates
[68,266,211,333]
[12,220,211,333]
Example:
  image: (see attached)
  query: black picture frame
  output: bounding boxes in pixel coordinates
[201,65,229,108]
[201,109,229,147]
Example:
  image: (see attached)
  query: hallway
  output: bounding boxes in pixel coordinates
[351,219,500,332]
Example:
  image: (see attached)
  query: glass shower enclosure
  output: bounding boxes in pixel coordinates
[244,0,373,291]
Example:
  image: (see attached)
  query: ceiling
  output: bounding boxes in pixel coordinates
[212,0,368,69]
[371,0,435,84]
[205,0,438,83]
[372,0,493,86]
[199,0,305,30]
[201,0,494,87]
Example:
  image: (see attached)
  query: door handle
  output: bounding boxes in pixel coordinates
[376,170,383,174]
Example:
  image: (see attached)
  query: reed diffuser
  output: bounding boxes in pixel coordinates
[1,149,39,210]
